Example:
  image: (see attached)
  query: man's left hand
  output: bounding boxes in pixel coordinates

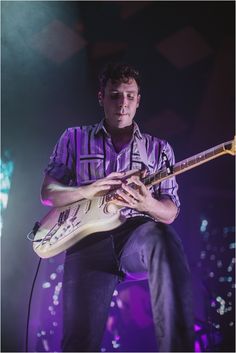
[112,175,154,213]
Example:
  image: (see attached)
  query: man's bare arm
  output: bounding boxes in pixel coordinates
[41,173,124,207]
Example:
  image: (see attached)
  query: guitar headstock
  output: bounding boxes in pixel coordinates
[223,136,236,156]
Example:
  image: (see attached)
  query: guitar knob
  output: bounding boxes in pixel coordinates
[104,203,118,215]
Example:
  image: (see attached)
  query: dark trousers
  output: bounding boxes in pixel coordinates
[61,217,194,352]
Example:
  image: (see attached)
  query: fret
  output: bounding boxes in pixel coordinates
[144,173,158,186]
[196,154,205,162]
[178,160,188,170]
[160,170,167,179]
[205,148,215,158]
[188,158,196,166]
[148,175,156,184]
[213,145,224,155]
[143,176,151,186]
[184,160,190,168]
[173,164,181,173]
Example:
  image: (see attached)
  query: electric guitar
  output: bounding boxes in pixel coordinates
[31,137,235,258]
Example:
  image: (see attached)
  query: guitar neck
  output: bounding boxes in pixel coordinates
[143,139,234,187]
[105,138,234,203]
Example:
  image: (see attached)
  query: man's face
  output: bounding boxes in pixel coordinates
[99,78,140,129]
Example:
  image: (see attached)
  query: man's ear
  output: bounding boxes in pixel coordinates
[98,91,103,106]
[137,94,141,108]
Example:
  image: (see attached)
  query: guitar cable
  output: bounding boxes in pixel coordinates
[25,256,42,352]
[25,221,42,352]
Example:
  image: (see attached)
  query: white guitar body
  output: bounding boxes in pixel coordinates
[33,197,125,258]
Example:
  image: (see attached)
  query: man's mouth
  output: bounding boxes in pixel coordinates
[116,113,128,116]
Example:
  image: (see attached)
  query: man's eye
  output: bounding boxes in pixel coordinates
[110,93,119,99]
[109,93,135,100]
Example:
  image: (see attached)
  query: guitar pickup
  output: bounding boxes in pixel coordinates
[58,209,70,225]
[84,200,92,214]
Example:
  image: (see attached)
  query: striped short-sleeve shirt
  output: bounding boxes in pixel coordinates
[44,119,180,220]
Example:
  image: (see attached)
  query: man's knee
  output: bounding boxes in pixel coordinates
[138,221,178,247]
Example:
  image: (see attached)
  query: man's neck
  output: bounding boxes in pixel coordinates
[104,121,134,139]
[104,121,134,153]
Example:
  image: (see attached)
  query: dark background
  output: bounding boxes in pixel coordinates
[1,1,235,352]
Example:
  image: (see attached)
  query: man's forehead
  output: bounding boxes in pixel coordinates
[106,78,139,92]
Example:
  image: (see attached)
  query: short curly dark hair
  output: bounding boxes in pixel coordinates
[99,63,141,95]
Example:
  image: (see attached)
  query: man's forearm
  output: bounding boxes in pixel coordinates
[41,173,123,207]
[41,176,86,207]
[146,197,178,224]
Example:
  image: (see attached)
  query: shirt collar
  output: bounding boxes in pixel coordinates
[94,119,143,140]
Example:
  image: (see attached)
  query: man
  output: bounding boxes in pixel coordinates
[41,63,194,352]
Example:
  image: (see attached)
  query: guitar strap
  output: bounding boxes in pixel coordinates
[70,127,82,186]
[136,136,149,170]
[77,127,82,182]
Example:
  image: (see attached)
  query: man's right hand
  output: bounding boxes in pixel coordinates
[79,172,124,200]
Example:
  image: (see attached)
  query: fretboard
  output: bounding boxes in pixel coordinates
[143,139,234,187]
[105,138,234,203]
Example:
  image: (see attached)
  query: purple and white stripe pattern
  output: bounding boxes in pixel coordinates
[44,120,180,220]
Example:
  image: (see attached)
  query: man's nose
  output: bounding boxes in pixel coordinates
[118,95,128,107]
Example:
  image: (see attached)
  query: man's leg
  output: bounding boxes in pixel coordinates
[118,220,195,352]
[61,234,120,352]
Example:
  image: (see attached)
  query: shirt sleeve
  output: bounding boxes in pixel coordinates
[44,129,76,186]
[153,140,180,212]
